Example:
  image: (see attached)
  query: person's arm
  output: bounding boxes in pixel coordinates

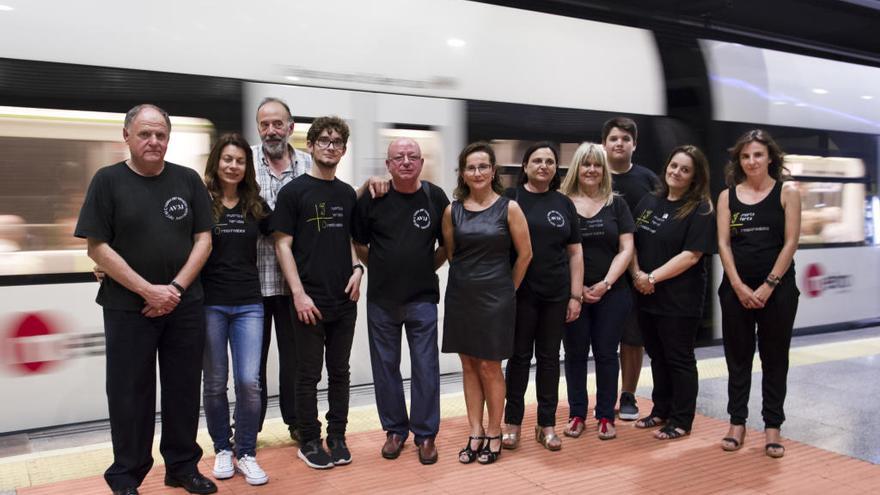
[441,205,455,263]
[565,242,583,322]
[274,232,322,324]
[629,251,654,295]
[345,242,364,302]
[507,201,532,289]
[356,176,391,199]
[86,238,180,316]
[753,183,801,304]
[432,246,448,270]
[717,189,763,309]
[649,250,704,283]
[354,241,369,267]
[586,232,634,302]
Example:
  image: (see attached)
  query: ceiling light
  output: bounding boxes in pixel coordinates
[285,76,300,82]
[772,101,787,105]
[812,88,828,95]
[447,38,466,48]
[795,102,808,107]
[0,5,15,11]
[862,95,874,100]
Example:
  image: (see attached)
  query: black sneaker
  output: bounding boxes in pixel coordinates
[619,392,639,421]
[327,436,352,465]
[298,438,334,469]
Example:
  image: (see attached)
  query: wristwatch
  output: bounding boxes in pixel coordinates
[602,279,612,291]
[170,280,185,296]
[352,264,365,273]
[647,272,656,285]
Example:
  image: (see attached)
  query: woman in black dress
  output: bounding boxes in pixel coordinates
[630,145,715,440]
[501,142,582,452]
[717,130,800,458]
[441,142,532,464]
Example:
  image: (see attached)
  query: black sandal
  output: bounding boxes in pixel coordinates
[459,435,484,464]
[765,442,785,458]
[477,435,502,465]
[635,416,666,429]
[655,424,690,440]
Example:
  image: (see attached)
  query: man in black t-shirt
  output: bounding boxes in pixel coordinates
[352,138,450,465]
[271,116,362,470]
[602,117,660,422]
[74,104,216,495]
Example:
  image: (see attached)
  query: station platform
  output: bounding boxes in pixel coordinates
[2,328,879,494]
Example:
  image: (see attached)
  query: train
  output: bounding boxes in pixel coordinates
[0,0,878,433]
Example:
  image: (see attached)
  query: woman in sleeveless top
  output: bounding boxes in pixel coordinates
[630,145,715,440]
[717,130,801,458]
[501,142,582,452]
[441,142,532,465]
[560,142,635,441]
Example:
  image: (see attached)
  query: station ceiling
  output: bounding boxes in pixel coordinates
[479,0,880,67]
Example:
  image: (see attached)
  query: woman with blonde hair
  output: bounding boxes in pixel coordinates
[559,142,635,440]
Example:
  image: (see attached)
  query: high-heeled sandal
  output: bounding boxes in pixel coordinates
[501,424,520,450]
[535,425,562,451]
[458,435,484,464]
[477,435,502,464]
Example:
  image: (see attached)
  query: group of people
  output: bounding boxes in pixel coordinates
[75,103,799,495]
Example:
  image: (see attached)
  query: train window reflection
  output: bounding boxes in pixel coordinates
[786,155,866,245]
[0,107,214,276]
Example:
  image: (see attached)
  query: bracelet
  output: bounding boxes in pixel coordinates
[170,280,185,295]
[602,279,612,291]
[570,293,582,302]
[352,264,364,273]
[765,274,779,287]
[647,272,656,285]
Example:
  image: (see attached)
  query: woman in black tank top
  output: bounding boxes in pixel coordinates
[716,129,801,458]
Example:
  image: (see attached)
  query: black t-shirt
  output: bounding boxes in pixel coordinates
[201,201,272,306]
[728,181,793,284]
[612,164,659,214]
[505,186,581,302]
[632,195,716,317]
[271,174,357,310]
[352,182,450,308]
[579,195,635,289]
[74,161,213,310]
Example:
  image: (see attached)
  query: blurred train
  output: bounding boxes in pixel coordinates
[1,0,878,433]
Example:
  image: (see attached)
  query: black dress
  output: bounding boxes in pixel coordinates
[442,196,515,360]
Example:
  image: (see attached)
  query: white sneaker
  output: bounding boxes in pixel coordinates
[212,449,235,480]
[236,454,269,485]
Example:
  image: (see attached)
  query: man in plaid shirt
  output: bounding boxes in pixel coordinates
[252,97,312,441]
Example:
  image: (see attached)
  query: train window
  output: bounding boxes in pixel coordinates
[786,155,866,245]
[378,129,445,185]
[0,106,214,277]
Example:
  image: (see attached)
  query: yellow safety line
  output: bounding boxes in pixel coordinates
[2,336,878,490]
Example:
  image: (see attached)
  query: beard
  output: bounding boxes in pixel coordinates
[262,137,287,159]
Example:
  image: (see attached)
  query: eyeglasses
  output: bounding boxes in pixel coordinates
[464,164,492,175]
[390,154,422,164]
[315,137,346,150]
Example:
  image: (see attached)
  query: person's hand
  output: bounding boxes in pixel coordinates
[565,298,581,322]
[93,265,106,283]
[752,283,775,308]
[586,281,609,301]
[141,284,180,315]
[633,272,654,295]
[368,177,391,198]
[734,282,764,309]
[345,269,363,302]
[293,292,322,325]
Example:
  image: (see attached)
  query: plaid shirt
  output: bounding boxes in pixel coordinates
[253,144,313,296]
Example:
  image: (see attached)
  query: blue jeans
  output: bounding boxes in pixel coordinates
[203,304,264,457]
[563,286,632,421]
[367,301,440,444]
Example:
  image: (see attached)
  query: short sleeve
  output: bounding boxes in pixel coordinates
[258,199,273,236]
[351,193,372,244]
[189,170,214,233]
[270,183,299,236]
[615,196,636,234]
[682,200,716,254]
[564,195,581,244]
[74,169,114,242]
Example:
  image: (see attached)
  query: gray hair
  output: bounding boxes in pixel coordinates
[124,104,171,131]
[256,97,294,123]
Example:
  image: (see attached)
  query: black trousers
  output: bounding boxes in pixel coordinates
[639,311,699,431]
[720,276,799,428]
[259,295,297,430]
[102,301,204,491]
[504,288,567,427]
[293,303,357,443]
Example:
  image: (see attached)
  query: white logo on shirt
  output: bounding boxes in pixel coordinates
[163,196,189,221]
[547,210,565,227]
[413,208,431,229]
